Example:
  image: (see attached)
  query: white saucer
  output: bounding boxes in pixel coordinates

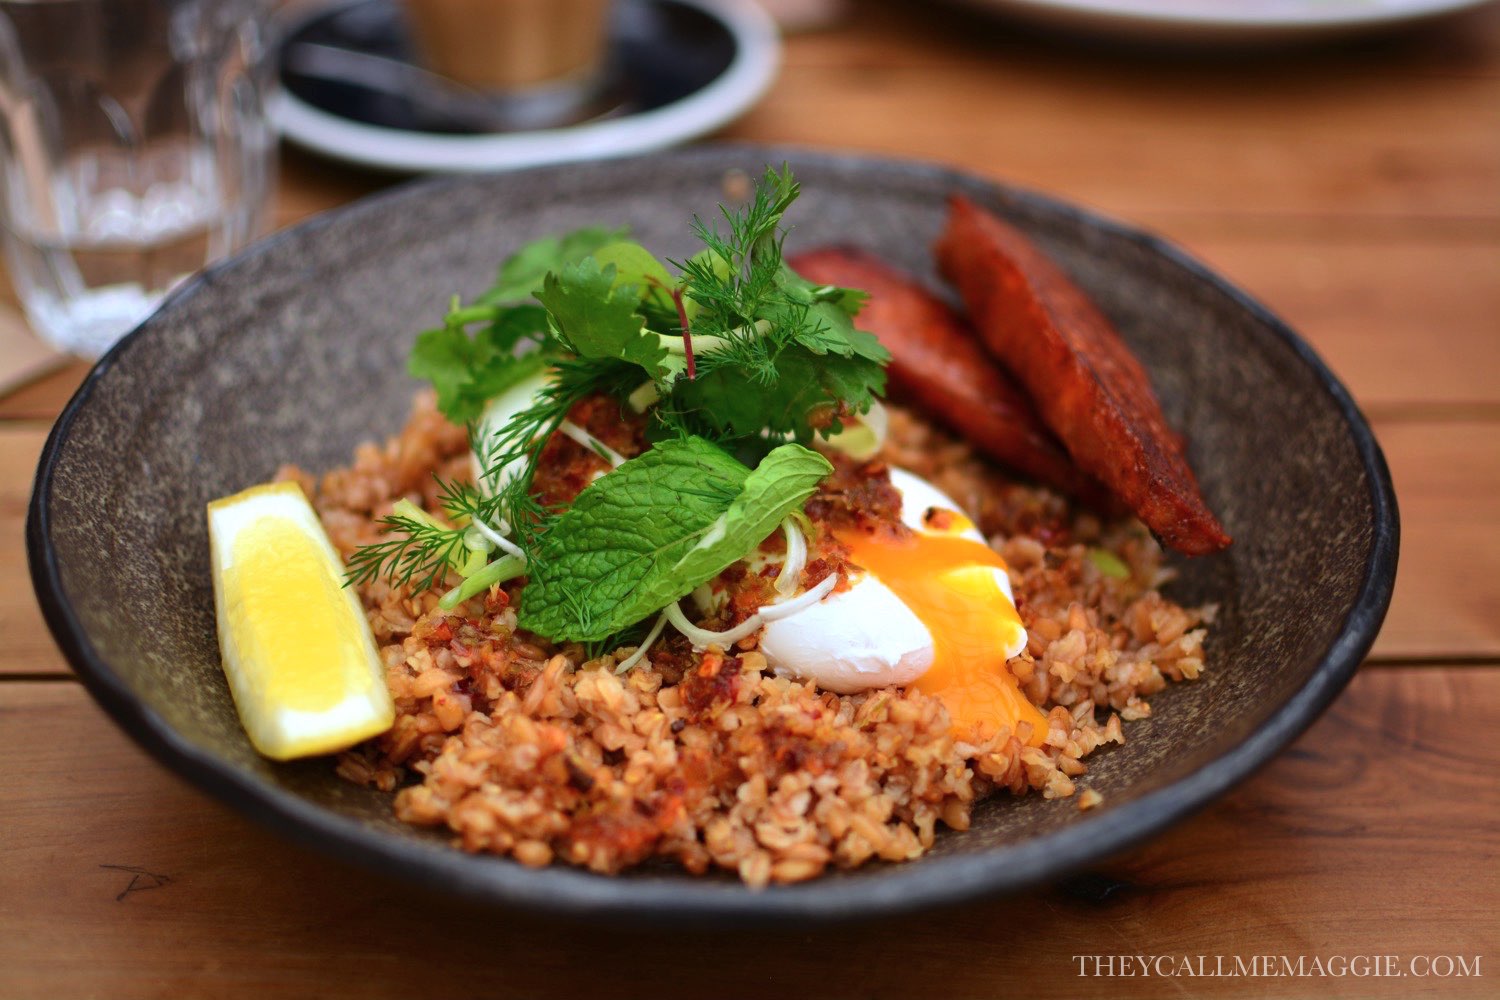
[271,0,780,173]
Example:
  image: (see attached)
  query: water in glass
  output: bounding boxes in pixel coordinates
[0,0,275,356]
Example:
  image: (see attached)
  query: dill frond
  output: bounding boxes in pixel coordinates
[343,514,468,594]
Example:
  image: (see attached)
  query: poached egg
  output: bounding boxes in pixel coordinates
[760,468,1046,745]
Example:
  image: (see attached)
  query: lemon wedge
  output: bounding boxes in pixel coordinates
[207,482,394,761]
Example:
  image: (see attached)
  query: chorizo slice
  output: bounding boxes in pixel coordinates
[934,196,1230,556]
[789,246,1109,504]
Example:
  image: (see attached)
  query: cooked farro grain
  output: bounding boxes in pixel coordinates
[287,394,1213,888]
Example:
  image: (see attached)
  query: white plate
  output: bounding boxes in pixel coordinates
[271,0,781,173]
[949,0,1497,42]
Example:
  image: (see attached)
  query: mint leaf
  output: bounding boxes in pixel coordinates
[478,226,627,305]
[518,438,831,642]
[518,437,746,641]
[409,304,550,423]
[659,443,832,596]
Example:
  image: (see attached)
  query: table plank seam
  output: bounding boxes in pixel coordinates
[1365,402,1500,422]
[1361,654,1500,668]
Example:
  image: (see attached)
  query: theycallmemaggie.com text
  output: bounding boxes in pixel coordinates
[1072,954,1484,979]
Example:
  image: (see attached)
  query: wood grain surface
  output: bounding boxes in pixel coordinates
[3,669,1495,999]
[3,0,1497,996]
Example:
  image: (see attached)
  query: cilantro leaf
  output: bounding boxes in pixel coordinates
[478,226,627,305]
[824,285,869,319]
[411,230,637,426]
[536,258,683,381]
[668,343,887,443]
[518,438,831,642]
[772,265,890,362]
[591,240,677,315]
[663,166,890,443]
[409,304,549,423]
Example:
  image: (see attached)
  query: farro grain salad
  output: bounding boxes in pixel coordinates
[207,168,1229,887]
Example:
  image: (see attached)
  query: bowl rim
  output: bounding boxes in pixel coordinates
[26,144,1399,923]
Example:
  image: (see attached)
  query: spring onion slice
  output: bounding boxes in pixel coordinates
[657,332,733,355]
[822,399,888,462]
[757,572,838,622]
[627,381,660,413]
[613,611,670,675]
[456,547,488,577]
[1086,548,1131,580]
[655,573,841,652]
[438,553,527,609]
[467,516,527,561]
[664,601,765,650]
[558,420,628,468]
[773,516,807,598]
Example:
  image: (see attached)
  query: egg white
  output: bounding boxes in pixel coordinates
[761,575,934,693]
[759,467,1026,693]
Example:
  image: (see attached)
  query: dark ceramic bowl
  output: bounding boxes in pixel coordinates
[28,146,1397,922]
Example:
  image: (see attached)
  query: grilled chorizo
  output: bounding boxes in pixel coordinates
[790,246,1108,504]
[934,196,1230,556]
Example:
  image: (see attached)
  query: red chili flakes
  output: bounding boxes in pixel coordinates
[567,394,648,460]
[804,454,905,534]
[680,655,742,717]
[760,722,846,777]
[483,587,511,615]
[566,809,661,870]
[923,507,960,531]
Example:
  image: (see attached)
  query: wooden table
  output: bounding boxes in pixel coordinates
[4,4,1497,996]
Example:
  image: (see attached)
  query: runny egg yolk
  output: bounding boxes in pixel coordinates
[839,528,1048,747]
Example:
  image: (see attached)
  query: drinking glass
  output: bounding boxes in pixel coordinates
[0,0,276,357]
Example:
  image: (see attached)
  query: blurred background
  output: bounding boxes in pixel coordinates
[2,0,1496,383]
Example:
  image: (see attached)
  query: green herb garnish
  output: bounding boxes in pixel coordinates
[345,492,478,594]
[659,167,887,443]
[1086,548,1132,580]
[520,439,831,642]
[408,306,550,425]
[477,226,627,307]
[351,166,881,649]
